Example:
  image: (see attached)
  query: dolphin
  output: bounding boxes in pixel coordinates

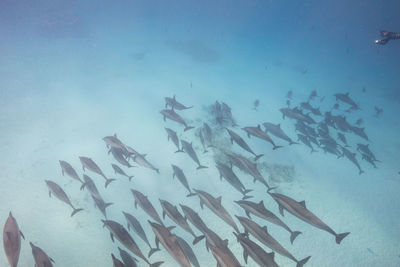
[209,243,242,267]
[131,189,163,225]
[79,156,115,188]
[341,147,364,174]
[215,162,253,200]
[123,212,160,257]
[45,180,83,217]
[268,189,350,244]
[176,236,200,267]
[109,147,134,168]
[112,164,134,181]
[242,125,282,150]
[179,204,209,234]
[226,128,263,160]
[80,174,102,200]
[234,232,279,267]
[337,133,350,147]
[280,108,316,124]
[112,253,126,267]
[192,189,240,233]
[202,122,214,147]
[165,95,193,110]
[103,134,128,151]
[171,165,196,197]
[160,109,194,131]
[236,216,311,267]
[118,247,138,267]
[297,134,317,153]
[180,140,208,169]
[198,128,208,153]
[130,153,159,174]
[159,199,204,245]
[263,122,298,145]
[357,143,377,161]
[30,242,54,267]
[3,212,25,267]
[334,93,359,109]
[102,220,163,267]
[226,153,271,189]
[165,128,184,152]
[148,221,191,267]
[235,200,301,244]
[92,194,113,218]
[349,126,369,141]
[59,160,83,183]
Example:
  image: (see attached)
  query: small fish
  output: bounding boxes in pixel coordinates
[253,99,260,111]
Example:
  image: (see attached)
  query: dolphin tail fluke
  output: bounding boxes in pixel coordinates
[196,165,208,170]
[71,208,84,217]
[290,231,302,244]
[150,261,164,267]
[297,256,311,267]
[336,232,350,244]
[184,126,195,132]
[289,141,300,145]
[273,145,283,150]
[148,248,160,258]
[254,154,264,161]
[105,179,116,188]
[174,149,184,153]
[193,235,205,245]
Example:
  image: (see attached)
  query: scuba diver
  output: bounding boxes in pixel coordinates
[375,30,400,45]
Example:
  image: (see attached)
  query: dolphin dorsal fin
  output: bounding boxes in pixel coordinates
[114,133,117,137]
[257,124,261,130]
[277,124,281,128]
[167,226,176,231]
[216,196,222,205]
[345,92,349,96]
[223,239,229,246]
[298,200,306,208]
[173,94,176,100]
[258,200,264,206]
[262,226,268,232]
[269,252,275,259]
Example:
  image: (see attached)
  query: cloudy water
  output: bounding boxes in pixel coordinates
[0,1,399,266]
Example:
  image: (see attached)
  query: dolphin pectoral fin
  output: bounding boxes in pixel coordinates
[243,249,249,264]
[230,138,234,144]
[167,226,176,231]
[127,223,130,231]
[50,257,55,263]
[279,205,284,216]
[61,169,64,176]
[134,200,138,209]
[148,247,160,258]
[49,191,51,198]
[216,196,222,205]
[110,233,115,242]
[155,236,160,249]
[162,210,166,220]
[19,230,25,240]
[245,210,251,219]
[193,235,205,245]
[163,116,166,122]
[298,200,306,208]
[200,200,204,209]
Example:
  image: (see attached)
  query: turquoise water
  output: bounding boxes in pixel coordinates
[1,1,399,266]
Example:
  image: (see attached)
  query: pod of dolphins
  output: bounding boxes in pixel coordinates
[4,92,370,267]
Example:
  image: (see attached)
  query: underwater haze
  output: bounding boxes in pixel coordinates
[1,0,400,266]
